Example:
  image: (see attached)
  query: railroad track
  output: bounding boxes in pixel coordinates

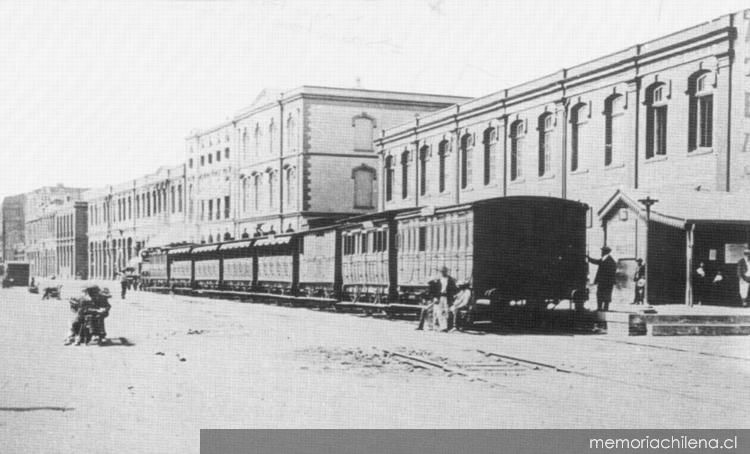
[382,350,533,392]
[593,337,750,362]
[475,349,744,412]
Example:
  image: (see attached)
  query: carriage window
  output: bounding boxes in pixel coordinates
[362,232,369,254]
[418,227,427,252]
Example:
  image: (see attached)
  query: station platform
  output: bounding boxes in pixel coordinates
[596,300,750,336]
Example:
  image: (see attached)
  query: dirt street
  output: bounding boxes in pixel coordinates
[1,287,748,453]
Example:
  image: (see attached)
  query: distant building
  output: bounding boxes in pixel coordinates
[2,194,25,262]
[84,165,187,279]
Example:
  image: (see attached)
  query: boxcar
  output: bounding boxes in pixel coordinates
[254,234,297,294]
[218,239,255,291]
[339,209,410,303]
[395,197,588,308]
[297,227,339,298]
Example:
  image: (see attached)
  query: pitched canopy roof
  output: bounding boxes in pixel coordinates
[599,188,750,229]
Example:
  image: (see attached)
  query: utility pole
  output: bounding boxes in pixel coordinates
[638,196,658,306]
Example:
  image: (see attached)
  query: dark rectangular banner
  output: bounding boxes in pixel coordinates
[201,430,748,454]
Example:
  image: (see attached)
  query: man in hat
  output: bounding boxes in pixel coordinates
[736,249,750,307]
[416,266,457,331]
[632,258,646,305]
[587,246,617,311]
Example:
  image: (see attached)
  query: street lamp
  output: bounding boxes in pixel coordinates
[638,196,659,307]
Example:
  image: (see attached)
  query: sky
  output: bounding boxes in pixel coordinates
[1,0,749,201]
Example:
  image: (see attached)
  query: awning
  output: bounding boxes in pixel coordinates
[219,240,254,251]
[192,244,220,254]
[255,236,292,247]
[599,188,750,229]
[168,246,193,255]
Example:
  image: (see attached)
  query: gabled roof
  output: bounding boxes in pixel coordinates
[599,188,750,229]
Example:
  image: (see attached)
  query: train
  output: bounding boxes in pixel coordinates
[139,196,589,314]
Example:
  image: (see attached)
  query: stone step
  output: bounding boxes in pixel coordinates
[643,314,750,325]
[650,324,750,336]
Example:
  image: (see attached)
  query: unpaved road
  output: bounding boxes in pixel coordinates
[0,287,748,453]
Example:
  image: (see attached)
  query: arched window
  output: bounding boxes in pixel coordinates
[286,167,296,208]
[268,120,275,155]
[538,113,553,177]
[170,187,175,213]
[460,133,473,189]
[604,95,624,166]
[688,72,713,151]
[177,184,183,212]
[287,115,298,153]
[188,185,194,217]
[352,165,376,209]
[353,114,374,151]
[384,155,394,202]
[268,170,277,208]
[646,83,668,158]
[438,140,449,193]
[254,124,262,155]
[242,129,249,160]
[242,178,248,213]
[400,150,410,199]
[419,145,429,196]
[482,126,497,185]
[510,120,525,181]
[570,103,586,171]
[253,174,261,210]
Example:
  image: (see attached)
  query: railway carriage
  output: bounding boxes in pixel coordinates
[140,248,168,289]
[254,234,298,294]
[339,209,409,303]
[395,196,588,309]
[297,227,339,298]
[218,239,255,291]
[191,244,221,290]
[167,245,194,290]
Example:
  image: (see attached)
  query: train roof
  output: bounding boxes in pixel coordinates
[395,196,588,220]
[336,207,416,228]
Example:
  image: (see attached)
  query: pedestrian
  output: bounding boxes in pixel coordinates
[587,246,617,312]
[692,262,707,306]
[449,280,472,332]
[433,266,458,331]
[737,249,750,307]
[632,258,646,305]
[119,271,128,300]
[415,278,440,331]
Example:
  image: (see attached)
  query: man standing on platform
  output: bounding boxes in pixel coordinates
[587,246,617,312]
[736,249,750,307]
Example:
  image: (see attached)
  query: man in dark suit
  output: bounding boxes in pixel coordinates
[737,249,750,307]
[587,246,617,311]
[416,266,458,331]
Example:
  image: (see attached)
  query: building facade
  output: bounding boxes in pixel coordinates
[2,194,25,262]
[186,86,469,243]
[377,11,750,260]
[25,199,88,279]
[84,165,187,279]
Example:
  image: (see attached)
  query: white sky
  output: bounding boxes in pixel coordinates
[1,0,748,201]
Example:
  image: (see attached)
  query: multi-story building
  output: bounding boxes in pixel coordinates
[25,199,88,279]
[185,86,469,243]
[26,208,57,278]
[377,11,750,257]
[84,164,187,279]
[56,201,88,279]
[2,194,25,262]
